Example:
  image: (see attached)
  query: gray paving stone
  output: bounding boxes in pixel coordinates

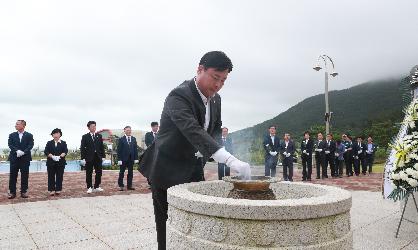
[0,236,37,249]
[101,228,157,250]
[39,238,111,250]
[31,227,95,247]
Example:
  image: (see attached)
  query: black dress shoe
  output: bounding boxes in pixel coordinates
[316,176,320,179]
[119,187,124,191]
[127,187,135,190]
[8,193,16,199]
[21,193,28,198]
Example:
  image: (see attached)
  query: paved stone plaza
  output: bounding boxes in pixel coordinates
[0,164,416,249]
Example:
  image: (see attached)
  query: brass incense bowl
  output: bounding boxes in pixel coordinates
[223,176,280,200]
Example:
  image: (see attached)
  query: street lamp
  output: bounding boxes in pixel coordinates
[313,55,338,135]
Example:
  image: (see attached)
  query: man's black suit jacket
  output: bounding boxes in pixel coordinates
[300,138,314,159]
[80,133,105,162]
[144,132,156,148]
[117,136,139,162]
[139,79,222,189]
[8,131,34,163]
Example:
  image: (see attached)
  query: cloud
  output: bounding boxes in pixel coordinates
[0,0,417,149]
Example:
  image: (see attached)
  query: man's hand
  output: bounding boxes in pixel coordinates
[269,151,277,156]
[303,150,307,154]
[134,160,139,164]
[80,159,86,166]
[102,158,106,162]
[325,150,330,154]
[286,153,291,157]
[358,150,362,154]
[117,161,122,166]
[52,156,60,162]
[16,150,24,157]
[60,153,66,158]
[226,156,251,180]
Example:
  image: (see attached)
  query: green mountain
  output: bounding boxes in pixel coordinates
[231,77,411,163]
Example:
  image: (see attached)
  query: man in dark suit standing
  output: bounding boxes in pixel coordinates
[145,122,159,148]
[365,136,378,174]
[324,133,337,177]
[353,136,366,176]
[117,126,139,191]
[263,125,280,177]
[217,127,233,180]
[139,51,250,250]
[8,120,34,199]
[314,133,327,179]
[342,134,353,176]
[80,121,105,194]
[144,122,159,187]
[300,131,314,181]
[280,133,295,181]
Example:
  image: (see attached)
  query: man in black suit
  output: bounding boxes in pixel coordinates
[280,133,295,181]
[145,122,159,148]
[117,126,139,191]
[139,51,250,250]
[300,131,314,181]
[324,133,337,177]
[80,121,105,194]
[217,127,233,180]
[342,134,353,176]
[352,136,366,176]
[263,125,280,177]
[314,133,327,179]
[8,120,34,199]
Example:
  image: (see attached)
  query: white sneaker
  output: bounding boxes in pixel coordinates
[87,188,93,194]
[94,187,104,192]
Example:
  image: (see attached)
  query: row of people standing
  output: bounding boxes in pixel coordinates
[263,125,378,181]
[6,119,151,199]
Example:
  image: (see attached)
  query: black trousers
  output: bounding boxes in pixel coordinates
[344,152,353,176]
[85,153,102,189]
[9,159,30,194]
[336,159,344,177]
[118,158,134,188]
[365,154,374,173]
[315,155,326,178]
[264,155,277,177]
[353,156,365,175]
[326,154,336,176]
[152,159,205,250]
[217,163,230,180]
[282,157,293,181]
[301,155,312,180]
[47,164,65,191]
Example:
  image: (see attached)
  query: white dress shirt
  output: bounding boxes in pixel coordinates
[18,131,24,142]
[194,78,212,131]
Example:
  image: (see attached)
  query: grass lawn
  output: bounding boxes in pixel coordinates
[372,162,385,173]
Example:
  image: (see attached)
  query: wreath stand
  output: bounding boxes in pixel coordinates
[396,190,418,238]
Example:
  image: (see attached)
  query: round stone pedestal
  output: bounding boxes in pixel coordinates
[167,181,352,249]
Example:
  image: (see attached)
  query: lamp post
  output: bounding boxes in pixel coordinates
[313,55,338,135]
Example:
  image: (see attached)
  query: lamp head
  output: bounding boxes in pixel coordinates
[330,71,338,77]
[313,65,322,71]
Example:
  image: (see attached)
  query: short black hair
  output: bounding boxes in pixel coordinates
[304,131,310,136]
[51,128,62,136]
[151,122,159,127]
[17,120,26,126]
[199,51,233,72]
[269,125,276,129]
[222,127,228,131]
[124,126,131,130]
[87,121,96,128]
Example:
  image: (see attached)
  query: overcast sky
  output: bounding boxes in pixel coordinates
[1,0,417,149]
